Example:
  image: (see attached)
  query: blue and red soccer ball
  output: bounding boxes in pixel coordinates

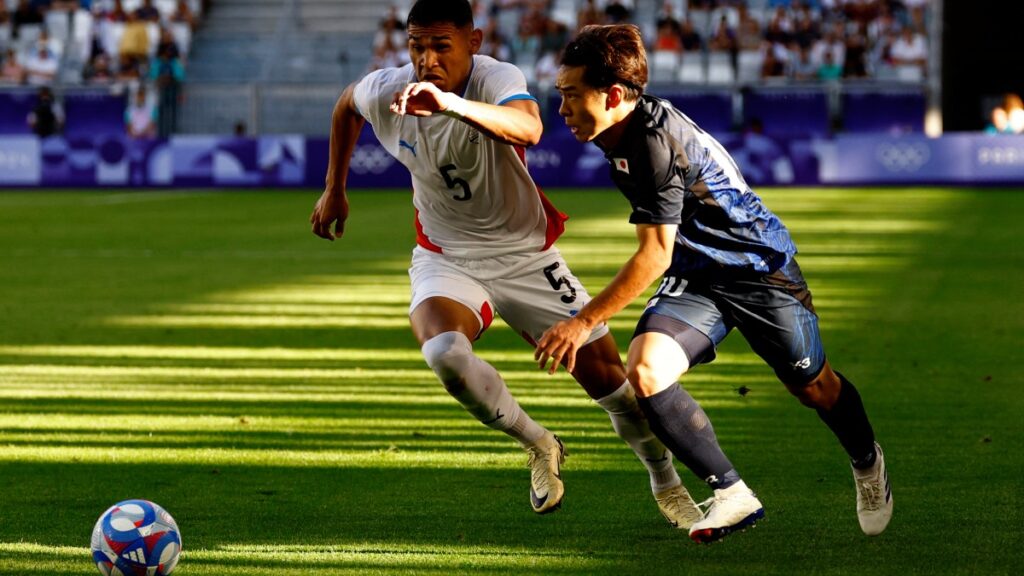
[90,499,182,576]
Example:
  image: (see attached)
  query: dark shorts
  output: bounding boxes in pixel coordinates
[634,258,825,386]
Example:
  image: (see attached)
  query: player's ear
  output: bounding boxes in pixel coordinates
[469,28,483,54]
[606,84,624,109]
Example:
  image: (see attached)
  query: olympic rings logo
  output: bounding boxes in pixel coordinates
[875,142,930,172]
[349,145,396,174]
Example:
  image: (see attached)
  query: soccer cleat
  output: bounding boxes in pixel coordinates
[654,484,703,530]
[525,432,566,514]
[853,442,893,536]
[688,482,764,544]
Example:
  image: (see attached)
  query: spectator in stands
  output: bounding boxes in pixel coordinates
[12,0,44,40]
[760,43,785,79]
[510,12,540,66]
[471,0,490,31]
[170,0,197,31]
[985,104,1011,136]
[125,85,157,138]
[480,23,511,61]
[99,0,128,23]
[116,54,140,82]
[991,93,1024,135]
[604,0,632,24]
[150,41,184,136]
[653,18,682,53]
[51,0,81,11]
[707,14,736,53]
[810,22,844,69]
[27,85,63,137]
[817,48,841,81]
[83,51,114,83]
[888,24,926,75]
[842,22,867,77]
[736,4,763,52]
[0,48,27,84]
[119,12,150,63]
[156,26,180,60]
[764,6,793,45]
[576,0,604,31]
[790,43,817,81]
[679,19,702,53]
[134,0,161,23]
[124,84,155,137]
[539,15,567,56]
[23,45,58,85]
[1002,94,1024,135]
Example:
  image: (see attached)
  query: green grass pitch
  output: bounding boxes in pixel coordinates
[0,188,1021,575]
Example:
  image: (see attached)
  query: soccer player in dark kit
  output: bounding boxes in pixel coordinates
[535,24,892,544]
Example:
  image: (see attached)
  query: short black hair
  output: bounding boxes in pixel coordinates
[407,0,473,29]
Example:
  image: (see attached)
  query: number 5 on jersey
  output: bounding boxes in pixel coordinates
[440,164,471,201]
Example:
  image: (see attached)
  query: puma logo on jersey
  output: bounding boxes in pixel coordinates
[399,139,417,157]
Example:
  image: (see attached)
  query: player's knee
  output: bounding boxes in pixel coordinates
[421,331,474,394]
[627,360,675,398]
[784,367,840,409]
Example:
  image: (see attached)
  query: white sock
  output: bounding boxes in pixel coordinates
[422,331,546,445]
[596,380,681,493]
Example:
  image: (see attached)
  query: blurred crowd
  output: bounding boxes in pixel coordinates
[987,94,1024,136]
[0,0,203,136]
[370,0,933,85]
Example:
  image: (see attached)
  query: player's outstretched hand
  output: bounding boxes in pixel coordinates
[390,82,450,117]
[535,317,591,375]
[310,189,349,241]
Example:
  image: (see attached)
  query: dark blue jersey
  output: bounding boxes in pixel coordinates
[600,94,797,275]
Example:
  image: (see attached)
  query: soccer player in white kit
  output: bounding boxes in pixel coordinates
[310,0,703,527]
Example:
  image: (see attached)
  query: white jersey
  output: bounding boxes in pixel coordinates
[353,55,566,259]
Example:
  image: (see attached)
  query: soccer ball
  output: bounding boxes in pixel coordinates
[90,499,182,576]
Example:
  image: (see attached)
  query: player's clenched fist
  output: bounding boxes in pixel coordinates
[390,82,459,117]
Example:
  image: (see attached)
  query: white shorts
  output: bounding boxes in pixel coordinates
[409,246,611,344]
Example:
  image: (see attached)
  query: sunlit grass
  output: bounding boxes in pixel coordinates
[0,188,1020,575]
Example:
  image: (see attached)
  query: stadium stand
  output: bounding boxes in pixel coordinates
[0,0,936,137]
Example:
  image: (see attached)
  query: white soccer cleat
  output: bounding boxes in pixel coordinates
[688,481,764,544]
[854,442,893,536]
[654,483,703,530]
[525,432,566,514]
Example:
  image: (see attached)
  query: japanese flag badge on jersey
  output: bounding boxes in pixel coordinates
[613,157,630,174]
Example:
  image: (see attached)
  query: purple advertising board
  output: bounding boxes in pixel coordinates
[2,133,1023,188]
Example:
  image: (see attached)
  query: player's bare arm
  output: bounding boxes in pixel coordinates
[311,82,365,241]
[391,81,542,146]
[535,223,676,374]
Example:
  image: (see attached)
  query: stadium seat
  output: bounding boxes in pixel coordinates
[678,55,706,84]
[45,10,71,43]
[146,22,160,57]
[706,51,734,85]
[895,65,924,83]
[737,49,763,84]
[650,50,680,83]
[170,21,192,58]
[100,21,125,61]
[72,10,95,63]
[0,22,11,53]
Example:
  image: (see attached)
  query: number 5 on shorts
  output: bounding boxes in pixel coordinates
[543,263,577,304]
